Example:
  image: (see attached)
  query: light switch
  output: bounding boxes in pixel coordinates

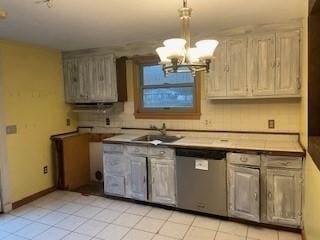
[6,125,17,134]
[268,120,275,129]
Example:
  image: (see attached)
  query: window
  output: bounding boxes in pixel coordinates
[133,56,201,119]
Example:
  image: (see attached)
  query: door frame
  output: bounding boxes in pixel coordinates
[0,47,12,212]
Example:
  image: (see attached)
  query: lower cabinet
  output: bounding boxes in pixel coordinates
[150,158,176,205]
[128,156,147,201]
[265,168,302,227]
[104,175,126,196]
[228,165,260,222]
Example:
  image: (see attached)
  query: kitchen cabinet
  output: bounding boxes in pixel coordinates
[228,165,260,222]
[249,33,276,96]
[150,158,176,205]
[105,175,126,196]
[90,55,117,102]
[265,168,302,227]
[63,58,80,103]
[207,27,301,99]
[207,41,227,97]
[226,38,248,97]
[63,54,117,103]
[207,38,247,98]
[129,156,147,200]
[103,144,129,197]
[275,30,301,95]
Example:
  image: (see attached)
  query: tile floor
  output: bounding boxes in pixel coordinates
[0,191,302,240]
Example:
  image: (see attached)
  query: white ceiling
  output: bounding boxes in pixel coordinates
[0,0,306,51]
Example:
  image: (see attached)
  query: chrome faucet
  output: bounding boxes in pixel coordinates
[150,123,167,136]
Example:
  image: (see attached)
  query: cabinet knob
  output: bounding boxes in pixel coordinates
[282,161,289,166]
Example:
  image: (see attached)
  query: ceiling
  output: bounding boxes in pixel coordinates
[0,0,306,51]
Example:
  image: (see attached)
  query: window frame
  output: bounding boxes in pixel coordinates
[132,56,201,119]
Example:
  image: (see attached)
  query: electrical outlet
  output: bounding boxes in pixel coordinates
[6,125,17,134]
[66,118,71,126]
[43,166,48,174]
[106,118,110,126]
[268,120,275,129]
[205,119,213,127]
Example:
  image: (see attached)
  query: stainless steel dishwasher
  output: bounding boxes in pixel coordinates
[176,148,227,216]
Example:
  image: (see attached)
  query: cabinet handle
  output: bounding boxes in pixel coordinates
[160,151,165,155]
[282,161,289,166]
[271,61,276,69]
[268,191,272,200]
[254,192,258,201]
[143,176,146,183]
[296,76,301,90]
[276,59,281,68]
[240,156,248,162]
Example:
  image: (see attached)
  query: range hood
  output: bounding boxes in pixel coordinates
[72,102,124,114]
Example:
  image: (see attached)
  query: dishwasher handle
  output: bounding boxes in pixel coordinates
[176,148,226,160]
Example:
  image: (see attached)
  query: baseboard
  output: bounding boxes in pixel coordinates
[12,186,56,209]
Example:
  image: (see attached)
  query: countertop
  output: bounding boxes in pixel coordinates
[103,132,305,157]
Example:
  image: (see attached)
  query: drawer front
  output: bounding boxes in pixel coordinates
[262,155,303,169]
[227,153,261,166]
[148,147,175,159]
[104,144,123,153]
[105,175,125,196]
[104,153,128,174]
[126,145,148,156]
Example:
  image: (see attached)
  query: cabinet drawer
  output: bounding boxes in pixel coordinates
[148,147,175,159]
[126,145,148,155]
[105,175,125,196]
[104,154,128,174]
[262,155,303,169]
[104,144,123,153]
[227,153,260,166]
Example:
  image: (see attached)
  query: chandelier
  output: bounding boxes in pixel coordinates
[156,0,218,76]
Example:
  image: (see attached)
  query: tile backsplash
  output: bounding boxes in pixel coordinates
[78,99,300,133]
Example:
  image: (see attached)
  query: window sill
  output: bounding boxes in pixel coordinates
[134,112,201,120]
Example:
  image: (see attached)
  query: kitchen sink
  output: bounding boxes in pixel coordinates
[133,135,183,143]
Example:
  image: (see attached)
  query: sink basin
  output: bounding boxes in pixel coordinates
[133,135,183,143]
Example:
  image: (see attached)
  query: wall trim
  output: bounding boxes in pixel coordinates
[12,186,56,209]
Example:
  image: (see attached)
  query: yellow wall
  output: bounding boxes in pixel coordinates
[0,40,77,202]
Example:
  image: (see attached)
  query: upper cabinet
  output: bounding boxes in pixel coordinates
[249,33,276,96]
[227,38,248,97]
[207,27,301,100]
[207,38,248,98]
[275,31,301,95]
[63,54,118,103]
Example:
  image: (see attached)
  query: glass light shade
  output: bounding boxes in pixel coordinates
[187,47,201,63]
[195,39,219,59]
[163,38,186,59]
[156,47,170,63]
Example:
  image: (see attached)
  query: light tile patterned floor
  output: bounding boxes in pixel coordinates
[0,191,302,240]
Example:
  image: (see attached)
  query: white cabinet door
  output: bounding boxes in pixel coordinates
[150,158,176,205]
[90,55,117,102]
[129,156,147,200]
[275,30,301,95]
[64,58,80,103]
[228,165,260,222]
[266,168,302,227]
[105,175,126,196]
[249,33,276,96]
[226,38,248,97]
[207,40,227,98]
[77,57,92,102]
